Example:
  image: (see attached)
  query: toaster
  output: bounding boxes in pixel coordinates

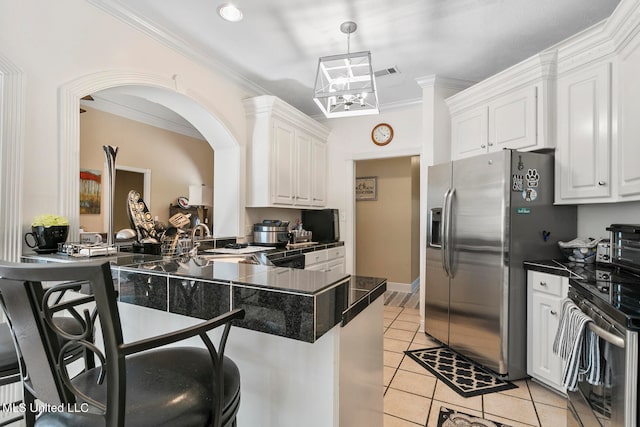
[596,240,611,264]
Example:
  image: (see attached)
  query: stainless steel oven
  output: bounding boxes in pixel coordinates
[567,224,640,427]
[567,288,638,427]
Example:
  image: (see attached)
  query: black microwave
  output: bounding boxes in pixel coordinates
[301,209,340,243]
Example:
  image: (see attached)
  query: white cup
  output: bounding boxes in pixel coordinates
[80,233,103,244]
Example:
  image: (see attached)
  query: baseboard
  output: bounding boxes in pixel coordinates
[411,277,419,293]
[386,281,413,293]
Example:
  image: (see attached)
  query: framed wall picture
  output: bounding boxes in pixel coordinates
[356,176,377,201]
[80,169,102,214]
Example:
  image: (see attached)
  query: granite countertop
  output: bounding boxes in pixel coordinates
[22,246,386,343]
[119,255,349,295]
[523,259,585,278]
[524,258,640,330]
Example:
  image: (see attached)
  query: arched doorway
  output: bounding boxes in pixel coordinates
[58,71,243,241]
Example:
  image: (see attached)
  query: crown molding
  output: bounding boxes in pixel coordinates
[86,0,270,97]
[446,50,557,113]
[415,75,475,91]
[243,95,331,139]
[82,96,206,141]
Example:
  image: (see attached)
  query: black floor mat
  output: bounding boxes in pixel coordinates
[437,406,513,427]
[404,346,517,398]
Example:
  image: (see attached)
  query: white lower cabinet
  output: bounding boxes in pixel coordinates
[527,270,568,393]
[304,246,345,273]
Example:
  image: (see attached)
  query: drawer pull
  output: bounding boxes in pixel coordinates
[540,282,547,287]
[550,310,557,315]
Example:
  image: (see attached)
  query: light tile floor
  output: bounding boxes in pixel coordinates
[383,305,568,427]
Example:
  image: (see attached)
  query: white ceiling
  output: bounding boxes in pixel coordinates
[88,0,621,119]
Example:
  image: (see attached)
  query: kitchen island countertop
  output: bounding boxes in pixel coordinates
[22,251,386,343]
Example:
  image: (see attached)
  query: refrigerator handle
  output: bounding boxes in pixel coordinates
[441,189,452,277]
[443,188,455,278]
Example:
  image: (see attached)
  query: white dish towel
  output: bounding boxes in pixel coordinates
[552,298,600,391]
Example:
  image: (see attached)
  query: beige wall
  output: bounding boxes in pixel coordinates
[355,156,420,284]
[79,106,213,232]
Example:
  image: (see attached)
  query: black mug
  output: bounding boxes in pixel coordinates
[24,225,69,250]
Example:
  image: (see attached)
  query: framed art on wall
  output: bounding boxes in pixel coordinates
[80,169,101,214]
[356,176,377,201]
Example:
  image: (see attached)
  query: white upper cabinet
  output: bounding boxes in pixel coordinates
[271,119,296,205]
[451,107,488,159]
[294,130,313,206]
[244,96,330,208]
[311,138,327,206]
[447,52,555,161]
[555,61,612,202]
[618,20,640,200]
[488,86,538,152]
[553,0,640,204]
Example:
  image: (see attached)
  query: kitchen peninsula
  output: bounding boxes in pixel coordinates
[23,251,386,427]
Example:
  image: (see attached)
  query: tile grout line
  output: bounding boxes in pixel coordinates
[525,379,543,427]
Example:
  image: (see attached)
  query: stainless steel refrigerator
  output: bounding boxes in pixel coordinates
[425,149,576,380]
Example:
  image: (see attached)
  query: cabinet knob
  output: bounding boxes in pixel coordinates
[481,144,486,149]
[550,310,557,315]
[540,282,547,287]
[598,181,606,186]
[488,142,494,147]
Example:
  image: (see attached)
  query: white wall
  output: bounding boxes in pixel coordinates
[323,105,423,274]
[0,0,253,253]
[577,201,640,238]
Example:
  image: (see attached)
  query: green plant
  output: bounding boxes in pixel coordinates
[31,214,69,228]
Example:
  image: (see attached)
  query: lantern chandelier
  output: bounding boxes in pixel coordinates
[313,21,379,118]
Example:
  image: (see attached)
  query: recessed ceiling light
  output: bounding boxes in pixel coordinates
[218,4,243,22]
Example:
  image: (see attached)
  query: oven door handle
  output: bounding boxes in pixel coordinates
[588,322,625,349]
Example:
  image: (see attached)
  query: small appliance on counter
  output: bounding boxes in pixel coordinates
[301,209,340,243]
[289,228,312,244]
[252,220,290,248]
[596,239,611,264]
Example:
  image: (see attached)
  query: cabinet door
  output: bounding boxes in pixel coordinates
[489,86,537,151]
[271,120,296,205]
[451,107,488,160]
[556,62,612,201]
[327,259,345,274]
[305,250,328,267]
[295,131,312,205]
[529,292,563,391]
[305,262,327,272]
[311,139,327,207]
[619,43,640,199]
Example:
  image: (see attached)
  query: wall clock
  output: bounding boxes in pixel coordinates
[371,123,393,146]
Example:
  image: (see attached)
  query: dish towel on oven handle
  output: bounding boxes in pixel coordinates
[552,298,601,391]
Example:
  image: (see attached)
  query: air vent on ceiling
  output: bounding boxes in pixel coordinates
[374,66,400,78]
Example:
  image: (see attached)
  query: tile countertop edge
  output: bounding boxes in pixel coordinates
[341,276,387,327]
[523,260,573,277]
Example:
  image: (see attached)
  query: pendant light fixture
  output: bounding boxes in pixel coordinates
[313,21,379,118]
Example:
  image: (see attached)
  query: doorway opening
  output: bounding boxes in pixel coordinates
[354,155,420,295]
[113,167,150,232]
